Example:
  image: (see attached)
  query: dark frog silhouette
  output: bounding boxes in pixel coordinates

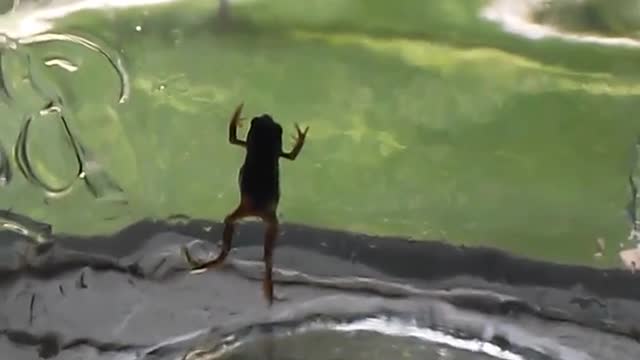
[184,103,309,305]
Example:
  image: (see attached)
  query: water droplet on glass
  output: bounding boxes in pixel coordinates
[39,101,62,115]
[44,58,79,72]
[594,237,605,258]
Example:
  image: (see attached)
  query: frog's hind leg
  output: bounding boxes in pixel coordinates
[259,210,279,305]
[184,203,250,271]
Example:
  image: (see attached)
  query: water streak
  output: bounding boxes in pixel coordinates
[0,141,11,186]
[18,32,130,103]
[43,57,78,72]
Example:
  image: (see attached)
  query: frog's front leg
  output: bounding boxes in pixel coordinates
[281,124,309,160]
[229,103,247,147]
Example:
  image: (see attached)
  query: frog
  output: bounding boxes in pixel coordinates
[184,103,309,305]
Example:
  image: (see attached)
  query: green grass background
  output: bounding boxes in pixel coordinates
[1,0,640,267]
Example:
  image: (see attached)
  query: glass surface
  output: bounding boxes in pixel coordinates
[1,1,639,359]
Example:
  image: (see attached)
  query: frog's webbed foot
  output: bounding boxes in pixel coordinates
[292,123,309,146]
[262,278,287,306]
[181,244,229,274]
[181,245,208,273]
[183,206,244,274]
[264,288,287,306]
[273,290,287,302]
[281,124,309,160]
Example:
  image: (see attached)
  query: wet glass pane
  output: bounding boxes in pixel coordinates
[0,0,639,359]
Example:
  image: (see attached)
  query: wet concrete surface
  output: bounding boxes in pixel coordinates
[0,217,639,359]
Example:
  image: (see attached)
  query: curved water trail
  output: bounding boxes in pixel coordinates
[13,113,78,198]
[180,318,526,360]
[17,32,130,103]
[0,0,164,105]
[11,100,126,202]
[0,50,16,102]
[152,296,597,360]
[0,15,130,202]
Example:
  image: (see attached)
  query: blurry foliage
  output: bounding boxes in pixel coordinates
[533,0,640,38]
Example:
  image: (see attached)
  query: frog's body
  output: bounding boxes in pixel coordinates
[239,114,283,212]
[184,103,308,305]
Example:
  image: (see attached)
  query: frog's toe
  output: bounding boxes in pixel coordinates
[181,245,203,269]
[273,291,288,302]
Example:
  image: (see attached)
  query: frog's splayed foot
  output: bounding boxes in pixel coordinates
[181,242,230,275]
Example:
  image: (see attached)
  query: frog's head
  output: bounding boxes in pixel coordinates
[247,114,283,154]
